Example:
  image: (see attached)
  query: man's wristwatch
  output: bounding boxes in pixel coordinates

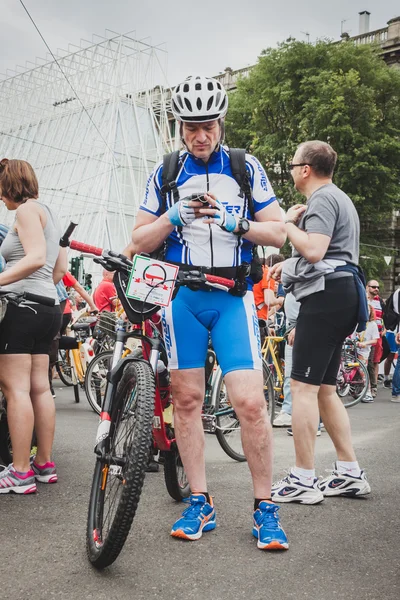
[234,217,250,236]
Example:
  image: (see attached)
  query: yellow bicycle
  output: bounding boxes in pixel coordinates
[261,334,286,418]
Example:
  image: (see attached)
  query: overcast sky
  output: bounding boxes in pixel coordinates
[1,0,399,86]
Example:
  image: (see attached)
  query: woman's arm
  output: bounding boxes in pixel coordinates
[53,248,68,284]
[0,203,46,286]
[73,281,97,313]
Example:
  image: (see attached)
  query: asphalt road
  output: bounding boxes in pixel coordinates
[1,382,399,600]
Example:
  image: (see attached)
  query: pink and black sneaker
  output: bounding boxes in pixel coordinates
[32,460,58,484]
[0,464,37,494]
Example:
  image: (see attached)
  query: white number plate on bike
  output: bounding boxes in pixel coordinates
[126,255,179,307]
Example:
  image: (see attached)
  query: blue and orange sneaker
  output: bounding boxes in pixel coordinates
[252,501,289,550]
[171,493,216,540]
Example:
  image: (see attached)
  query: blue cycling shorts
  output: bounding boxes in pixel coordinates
[161,287,262,376]
[386,331,399,354]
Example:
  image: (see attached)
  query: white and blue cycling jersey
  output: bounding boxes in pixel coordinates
[140,146,277,268]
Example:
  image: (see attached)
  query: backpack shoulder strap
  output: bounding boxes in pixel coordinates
[160,150,181,212]
[229,148,255,219]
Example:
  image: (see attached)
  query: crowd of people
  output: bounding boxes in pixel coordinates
[0,75,398,555]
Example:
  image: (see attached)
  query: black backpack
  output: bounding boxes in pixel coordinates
[158,148,263,283]
[383,290,400,331]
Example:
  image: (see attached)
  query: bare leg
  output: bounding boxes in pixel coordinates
[0,354,33,472]
[290,379,320,470]
[224,370,273,498]
[318,384,357,462]
[30,354,55,465]
[171,368,207,492]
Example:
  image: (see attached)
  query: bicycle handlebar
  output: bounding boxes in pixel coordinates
[70,240,103,256]
[199,274,234,289]
[60,221,236,290]
[0,291,55,307]
[24,292,56,306]
[60,222,78,247]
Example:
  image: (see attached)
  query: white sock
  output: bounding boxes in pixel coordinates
[292,466,315,487]
[384,375,389,381]
[336,460,361,477]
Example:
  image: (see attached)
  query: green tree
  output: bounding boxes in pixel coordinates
[225,39,400,280]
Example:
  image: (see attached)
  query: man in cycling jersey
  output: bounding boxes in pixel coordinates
[131,75,288,550]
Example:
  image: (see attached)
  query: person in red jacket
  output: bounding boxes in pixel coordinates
[93,270,117,312]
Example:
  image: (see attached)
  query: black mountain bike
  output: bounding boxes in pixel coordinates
[60,222,240,569]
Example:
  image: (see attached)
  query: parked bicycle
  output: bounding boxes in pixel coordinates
[336,338,369,407]
[56,312,98,402]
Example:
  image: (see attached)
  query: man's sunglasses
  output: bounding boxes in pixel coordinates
[288,163,313,171]
[369,285,379,289]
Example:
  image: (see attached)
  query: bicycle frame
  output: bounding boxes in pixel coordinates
[262,336,285,393]
[94,322,175,461]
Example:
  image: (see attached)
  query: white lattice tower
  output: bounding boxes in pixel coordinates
[0,31,174,253]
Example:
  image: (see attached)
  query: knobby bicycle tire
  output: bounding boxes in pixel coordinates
[212,360,274,462]
[86,360,155,569]
[56,350,74,387]
[163,446,190,501]
[84,350,113,415]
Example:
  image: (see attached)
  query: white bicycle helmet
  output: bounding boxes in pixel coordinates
[171,75,228,122]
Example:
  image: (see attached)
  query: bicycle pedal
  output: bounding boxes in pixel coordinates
[202,414,216,433]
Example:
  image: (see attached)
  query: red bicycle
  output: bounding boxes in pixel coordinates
[60,223,236,569]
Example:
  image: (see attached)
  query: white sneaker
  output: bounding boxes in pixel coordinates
[391,395,400,403]
[318,463,371,497]
[273,411,292,427]
[271,470,324,504]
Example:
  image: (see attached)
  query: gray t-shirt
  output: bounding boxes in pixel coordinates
[284,292,300,327]
[1,201,61,303]
[294,183,360,265]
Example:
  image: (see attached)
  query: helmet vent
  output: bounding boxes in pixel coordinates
[184,98,193,112]
[207,96,214,111]
[217,82,222,90]
[195,82,201,91]
[176,94,184,109]
[208,82,214,91]
[196,98,202,110]
[215,91,221,106]
[183,83,189,93]
[219,96,227,110]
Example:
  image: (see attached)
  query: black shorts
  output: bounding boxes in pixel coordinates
[291,276,358,386]
[0,303,62,355]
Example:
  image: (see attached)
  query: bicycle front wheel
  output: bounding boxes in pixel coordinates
[213,360,274,462]
[86,360,155,569]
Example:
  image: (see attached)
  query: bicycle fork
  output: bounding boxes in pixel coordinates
[93,329,161,458]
